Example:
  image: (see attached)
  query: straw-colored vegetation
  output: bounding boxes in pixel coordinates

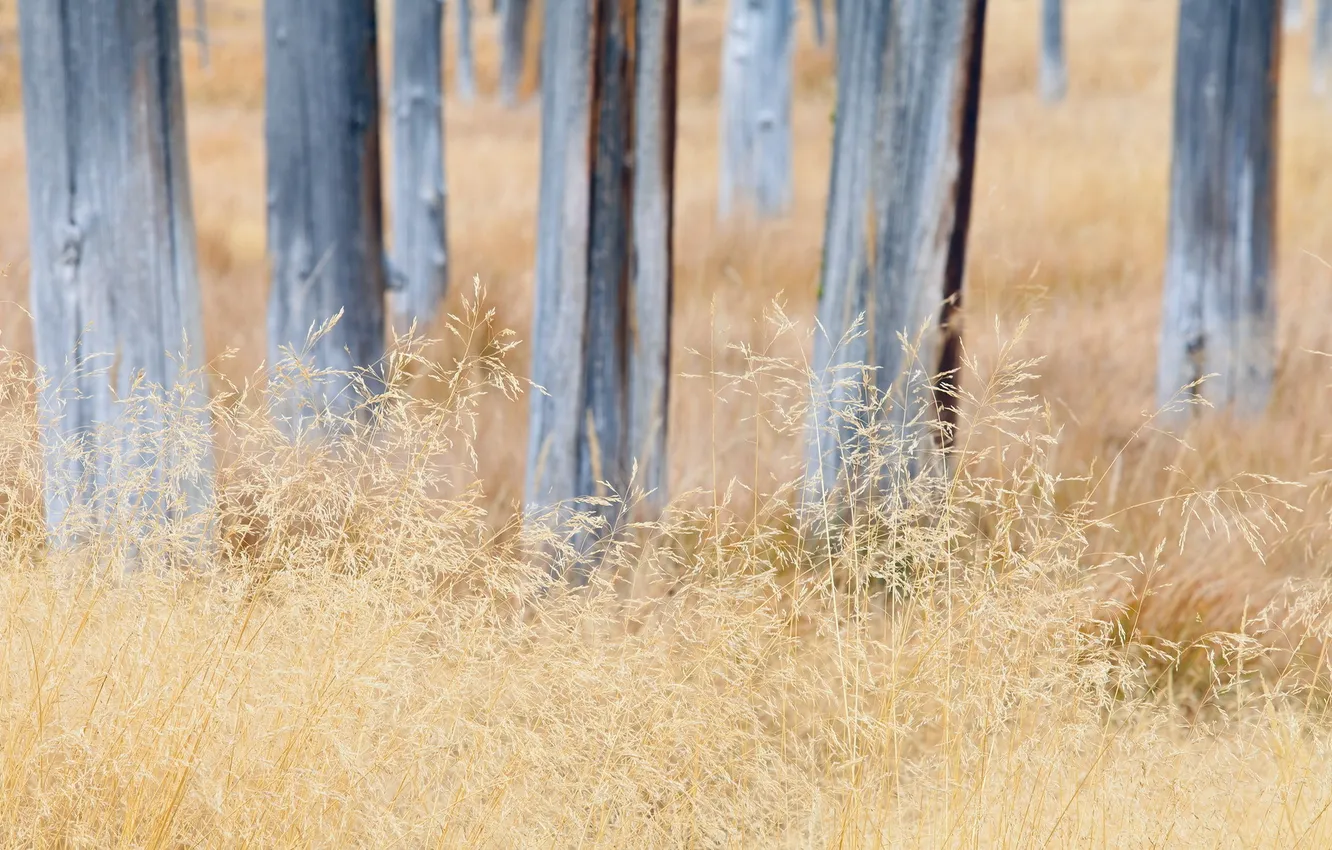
[1,1,1332,846]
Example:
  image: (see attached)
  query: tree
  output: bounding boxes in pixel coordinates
[458,0,477,101]
[1040,0,1066,102]
[1286,0,1304,30]
[719,0,795,219]
[1314,0,1332,96]
[390,0,449,338]
[499,0,531,106]
[526,0,679,565]
[869,0,988,473]
[19,0,210,535]
[805,0,891,506]
[266,0,386,423]
[1158,0,1278,418]
[810,0,826,46]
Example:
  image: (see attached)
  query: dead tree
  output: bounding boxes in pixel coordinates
[458,0,477,101]
[870,0,988,474]
[499,0,531,106]
[266,0,386,423]
[19,0,210,536]
[1314,0,1332,95]
[1158,0,1278,418]
[192,0,210,68]
[1040,0,1066,102]
[390,0,449,338]
[1286,0,1304,30]
[719,0,795,219]
[805,0,890,508]
[526,0,679,563]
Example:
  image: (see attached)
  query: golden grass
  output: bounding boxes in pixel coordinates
[0,0,1330,844]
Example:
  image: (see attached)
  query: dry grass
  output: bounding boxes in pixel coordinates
[0,0,1331,845]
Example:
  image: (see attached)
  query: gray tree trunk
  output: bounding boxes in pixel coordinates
[1286,0,1304,30]
[718,0,795,219]
[19,0,211,538]
[526,0,593,516]
[527,0,678,562]
[1157,0,1278,419]
[265,0,386,425]
[811,0,826,46]
[1040,0,1066,102]
[1314,0,1332,96]
[499,0,530,106]
[390,0,449,338]
[193,0,209,68]
[870,0,988,474]
[457,0,477,101]
[629,0,680,517]
[805,0,890,509]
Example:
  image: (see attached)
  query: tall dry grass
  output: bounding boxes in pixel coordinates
[0,0,1331,844]
[0,291,1331,845]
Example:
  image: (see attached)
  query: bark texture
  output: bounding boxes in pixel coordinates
[390,0,449,338]
[1158,0,1278,418]
[1040,0,1066,102]
[629,0,680,515]
[805,0,890,506]
[870,0,987,471]
[265,0,386,424]
[499,0,531,106]
[19,0,210,536]
[527,0,679,556]
[719,0,795,219]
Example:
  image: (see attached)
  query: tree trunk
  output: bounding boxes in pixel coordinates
[1040,0,1066,102]
[1158,0,1278,419]
[1314,0,1332,95]
[526,0,593,516]
[1285,0,1304,30]
[811,0,826,46]
[19,0,210,538]
[805,0,890,509]
[870,0,988,475]
[719,0,795,219]
[193,0,210,68]
[265,0,386,425]
[527,0,678,566]
[457,0,477,101]
[390,0,449,338]
[629,0,680,516]
[499,0,531,106]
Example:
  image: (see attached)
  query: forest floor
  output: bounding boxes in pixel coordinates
[1,1,1332,844]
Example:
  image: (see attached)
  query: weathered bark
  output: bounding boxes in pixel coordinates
[457,0,477,101]
[499,0,531,106]
[811,0,826,46]
[1158,0,1278,418]
[805,0,890,507]
[527,0,678,558]
[390,0,449,338]
[1286,0,1304,30]
[265,0,386,424]
[629,0,680,515]
[719,0,795,219]
[1314,0,1332,96]
[1040,0,1066,102]
[870,0,988,471]
[526,0,593,513]
[19,0,211,538]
